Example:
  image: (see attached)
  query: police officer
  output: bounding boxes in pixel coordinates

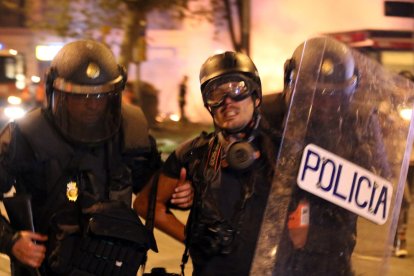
[271,37,392,276]
[0,40,190,275]
[135,51,281,275]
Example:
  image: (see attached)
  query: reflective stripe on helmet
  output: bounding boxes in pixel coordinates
[53,75,124,94]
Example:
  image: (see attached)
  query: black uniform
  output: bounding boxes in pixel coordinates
[0,105,161,275]
[163,121,280,276]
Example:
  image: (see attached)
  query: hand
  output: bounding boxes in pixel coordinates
[12,231,48,268]
[170,167,193,208]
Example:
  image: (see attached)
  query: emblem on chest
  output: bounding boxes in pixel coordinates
[66,181,79,202]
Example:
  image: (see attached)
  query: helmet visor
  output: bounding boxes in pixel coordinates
[204,74,256,107]
[52,90,121,144]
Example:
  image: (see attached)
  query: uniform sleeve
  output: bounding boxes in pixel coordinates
[129,134,163,194]
[0,123,19,255]
[0,123,18,194]
[0,214,16,255]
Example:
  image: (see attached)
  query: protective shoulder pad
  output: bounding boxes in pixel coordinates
[16,108,73,161]
[121,104,150,151]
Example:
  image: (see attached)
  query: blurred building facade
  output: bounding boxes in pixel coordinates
[0,0,413,123]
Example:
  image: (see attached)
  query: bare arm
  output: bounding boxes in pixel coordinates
[134,168,191,243]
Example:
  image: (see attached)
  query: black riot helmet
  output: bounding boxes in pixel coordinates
[283,36,358,110]
[199,51,262,110]
[45,40,127,145]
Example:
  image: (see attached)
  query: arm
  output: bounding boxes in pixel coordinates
[0,123,48,268]
[1,212,48,268]
[134,168,190,243]
[11,231,48,268]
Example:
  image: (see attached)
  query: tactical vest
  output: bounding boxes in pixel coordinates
[14,104,156,275]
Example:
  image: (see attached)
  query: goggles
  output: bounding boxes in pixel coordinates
[203,75,256,108]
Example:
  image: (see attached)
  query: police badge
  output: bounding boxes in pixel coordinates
[66,181,79,202]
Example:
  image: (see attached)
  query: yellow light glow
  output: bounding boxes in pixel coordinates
[8,96,22,105]
[36,45,63,61]
[169,114,180,122]
[31,75,41,83]
[15,80,26,90]
[16,74,25,81]
[8,49,18,55]
[399,108,412,121]
[4,106,25,120]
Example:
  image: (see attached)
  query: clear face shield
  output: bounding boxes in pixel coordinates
[51,76,123,144]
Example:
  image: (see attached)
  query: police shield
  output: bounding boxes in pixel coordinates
[251,36,414,275]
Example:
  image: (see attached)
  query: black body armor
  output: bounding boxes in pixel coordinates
[0,104,161,275]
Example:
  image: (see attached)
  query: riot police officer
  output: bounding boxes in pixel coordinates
[135,51,281,275]
[270,37,392,276]
[0,40,189,276]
